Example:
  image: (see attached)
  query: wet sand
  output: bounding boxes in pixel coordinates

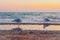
[0,24,60,30]
[0,34,60,40]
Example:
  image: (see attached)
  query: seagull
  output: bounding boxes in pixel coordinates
[43,18,50,28]
[13,18,22,28]
[13,18,22,23]
[44,18,50,22]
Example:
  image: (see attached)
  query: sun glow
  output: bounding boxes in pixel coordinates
[0,0,60,11]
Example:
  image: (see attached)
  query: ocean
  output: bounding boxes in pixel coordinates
[0,12,60,23]
[0,12,60,30]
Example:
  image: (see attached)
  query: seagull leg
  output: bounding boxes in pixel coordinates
[43,24,49,29]
[17,22,20,28]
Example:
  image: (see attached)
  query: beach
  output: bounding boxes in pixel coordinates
[0,12,60,40]
[0,24,59,40]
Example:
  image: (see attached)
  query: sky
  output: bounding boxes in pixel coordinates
[0,0,60,12]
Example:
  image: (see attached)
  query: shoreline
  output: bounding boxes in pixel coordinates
[0,22,60,25]
[0,23,59,30]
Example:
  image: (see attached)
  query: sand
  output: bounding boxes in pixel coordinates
[0,24,60,40]
[0,34,60,40]
[0,24,60,30]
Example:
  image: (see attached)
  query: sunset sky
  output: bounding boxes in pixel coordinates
[0,0,60,12]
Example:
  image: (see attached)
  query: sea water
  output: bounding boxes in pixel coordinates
[0,12,60,23]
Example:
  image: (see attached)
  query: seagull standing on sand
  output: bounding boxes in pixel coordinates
[13,18,22,28]
[43,18,50,28]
